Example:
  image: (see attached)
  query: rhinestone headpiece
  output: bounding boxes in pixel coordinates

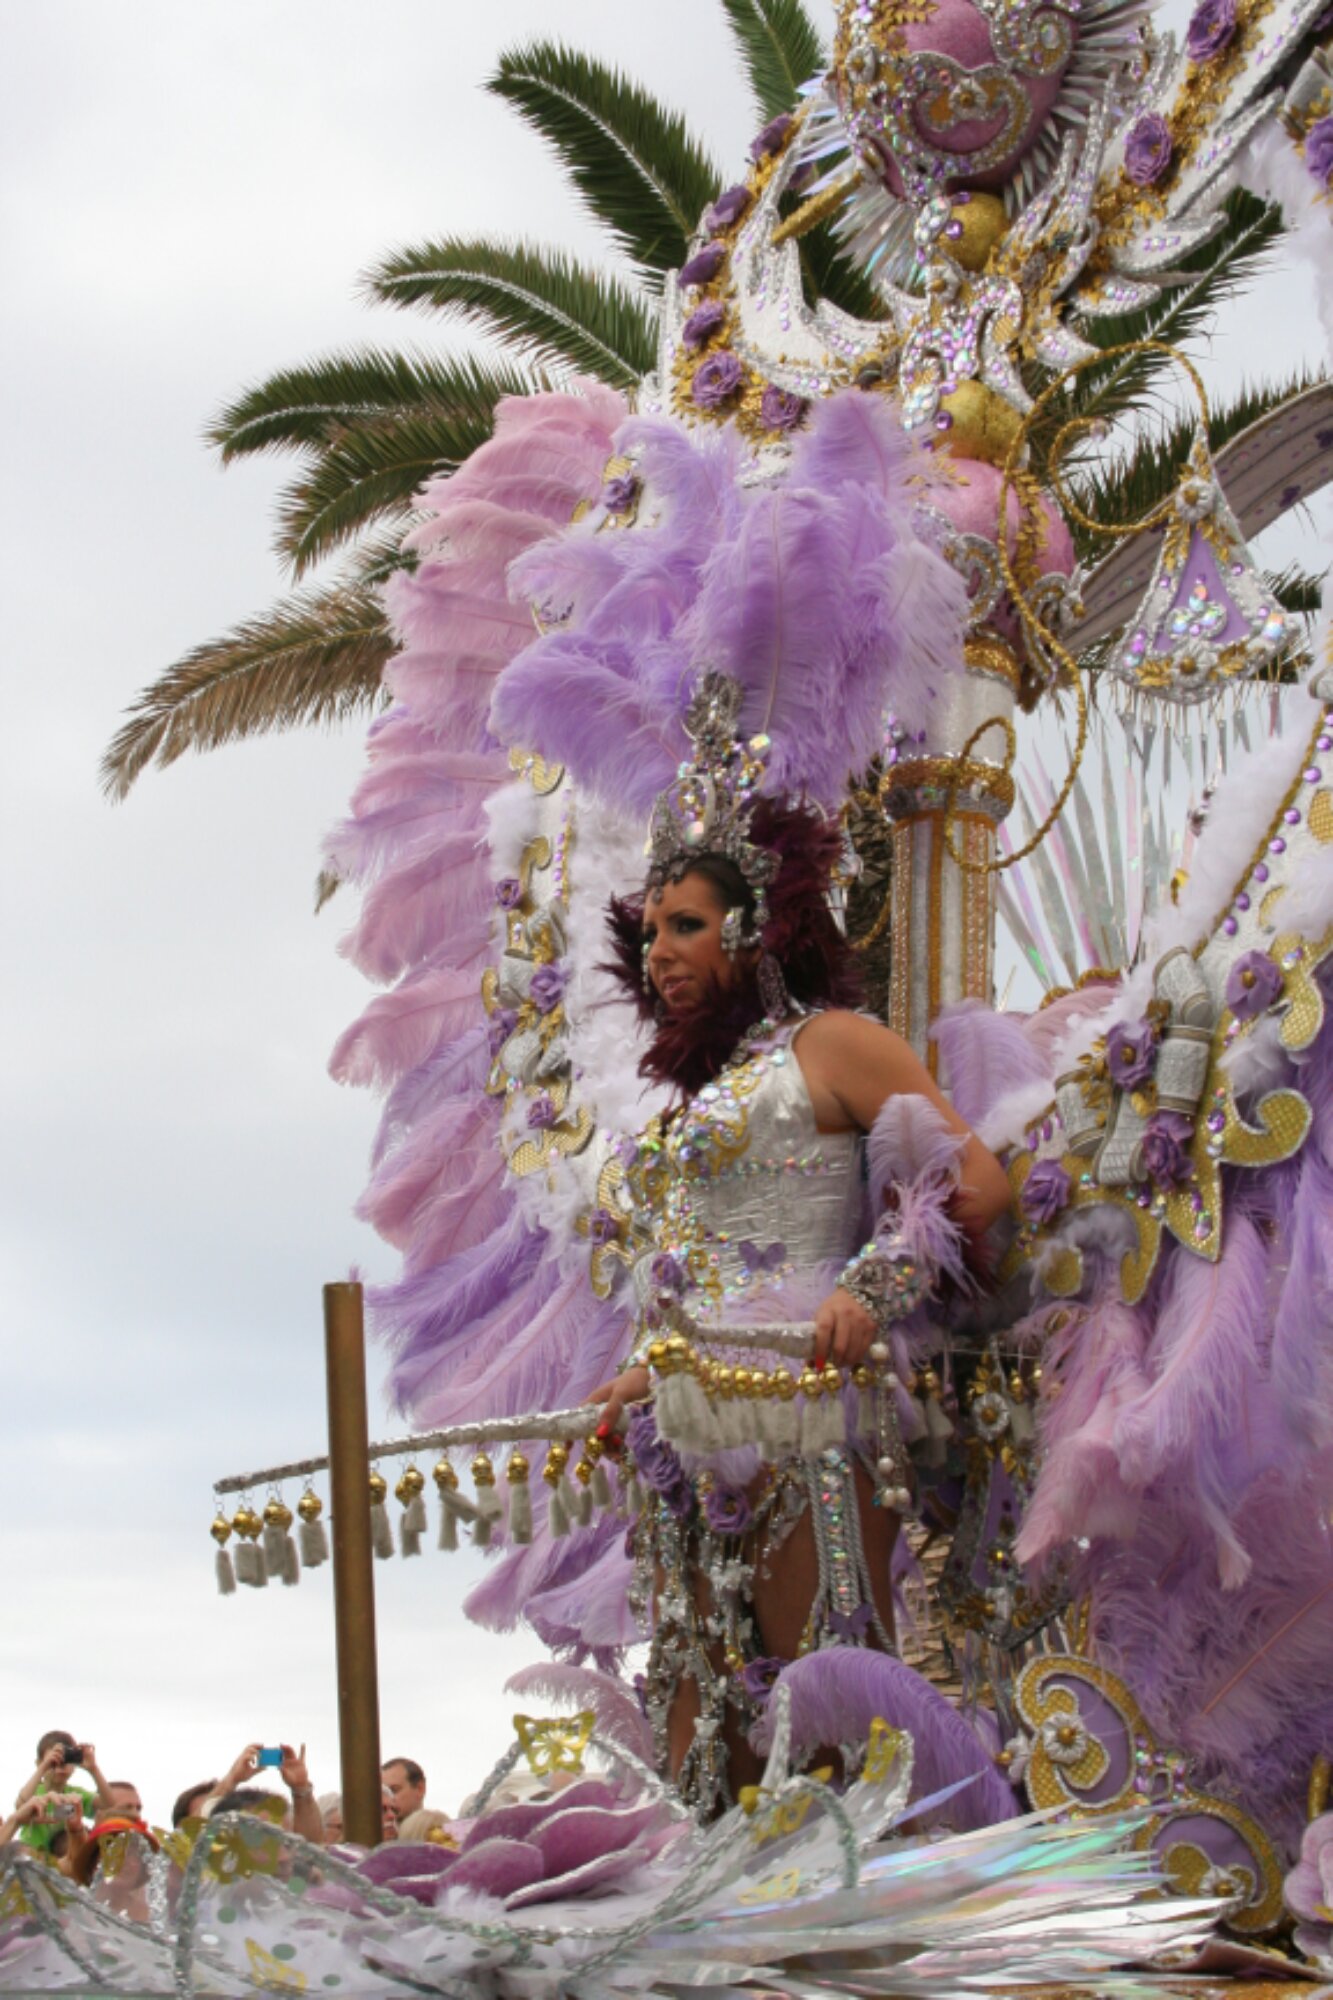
[644,673,780,931]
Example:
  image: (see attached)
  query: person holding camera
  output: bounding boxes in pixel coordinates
[12,1732,114,1853]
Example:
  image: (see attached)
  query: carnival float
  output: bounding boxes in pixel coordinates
[7,0,1333,1990]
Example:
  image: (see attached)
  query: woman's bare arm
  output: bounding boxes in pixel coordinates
[793,1010,1012,1246]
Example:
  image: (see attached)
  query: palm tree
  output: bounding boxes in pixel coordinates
[100,1,1317,803]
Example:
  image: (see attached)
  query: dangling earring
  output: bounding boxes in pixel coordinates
[722,906,761,958]
[758,951,790,1021]
[641,938,652,994]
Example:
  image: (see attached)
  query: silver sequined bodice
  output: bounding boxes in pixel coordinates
[628,1018,866,1316]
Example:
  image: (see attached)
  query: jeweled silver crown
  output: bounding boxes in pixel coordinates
[644,673,780,929]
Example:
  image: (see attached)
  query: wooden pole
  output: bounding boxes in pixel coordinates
[323,1281,382,1847]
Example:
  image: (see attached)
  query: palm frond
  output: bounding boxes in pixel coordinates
[364,238,656,386]
[1061,372,1323,561]
[1265,562,1327,616]
[208,348,519,463]
[487,41,722,278]
[345,524,418,587]
[1038,191,1286,450]
[720,0,824,122]
[101,584,392,800]
[271,359,532,575]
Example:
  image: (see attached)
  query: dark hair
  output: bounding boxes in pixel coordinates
[212,1787,281,1817]
[605,796,862,1095]
[171,1781,217,1828]
[383,1757,425,1790]
[36,1730,74,1761]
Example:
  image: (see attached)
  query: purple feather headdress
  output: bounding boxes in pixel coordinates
[490,389,967,817]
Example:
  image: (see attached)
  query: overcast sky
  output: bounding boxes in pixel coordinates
[1,0,1327,1827]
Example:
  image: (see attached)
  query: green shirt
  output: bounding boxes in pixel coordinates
[18,1780,99,1851]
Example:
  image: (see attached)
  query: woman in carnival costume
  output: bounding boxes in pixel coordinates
[582,672,1015,1815]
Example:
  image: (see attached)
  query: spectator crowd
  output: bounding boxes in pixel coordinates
[1,1728,461,1909]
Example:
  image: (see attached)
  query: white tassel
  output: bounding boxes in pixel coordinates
[262,1523,287,1573]
[574,1481,594,1528]
[280,1535,300,1586]
[548,1481,570,1538]
[400,1514,423,1558]
[370,1502,395,1560]
[1007,1398,1036,1446]
[508,1480,533,1544]
[405,1492,428,1536]
[299,1514,329,1567]
[622,1469,645,1518]
[235,1540,267,1588]
[215,1547,236,1595]
[592,1462,614,1510]
[472,1485,503,1549]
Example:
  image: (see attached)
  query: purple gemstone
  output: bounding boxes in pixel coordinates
[1269,837,1286,854]
[1318,736,1332,751]
[1235,892,1250,910]
[1305,767,1323,783]
[1223,915,1238,935]
[1284,809,1300,825]
[1254,863,1269,882]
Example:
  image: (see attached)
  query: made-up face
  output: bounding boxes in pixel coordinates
[643,873,739,1014]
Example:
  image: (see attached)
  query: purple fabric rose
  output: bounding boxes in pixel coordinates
[529,961,567,1014]
[678,240,726,287]
[494,876,523,909]
[587,1206,620,1245]
[362,1780,679,1911]
[704,184,750,232]
[760,384,808,432]
[1105,1016,1159,1089]
[487,1007,518,1055]
[692,351,745,409]
[1307,114,1333,186]
[750,113,793,162]
[625,1404,688,1508]
[1285,1811,1333,1964]
[1020,1156,1072,1226]
[1186,0,1236,60]
[1124,113,1174,185]
[682,298,726,349]
[601,471,638,514]
[1225,948,1284,1021]
[702,1483,753,1536]
[526,1093,557,1131]
[1139,1110,1194,1189]
[649,1250,684,1294]
[739,1656,784,1703]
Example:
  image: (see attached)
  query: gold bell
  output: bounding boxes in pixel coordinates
[471,1451,496,1490]
[822,1363,841,1394]
[263,1496,293,1532]
[368,1469,388,1506]
[297,1488,324,1523]
[210,1513,233,1546]
[542,1442,571,1486]
[433,1457,459,1493]
[798,1366,823,1400]
[395,1464,426,1507]
[506,1450,530,1485]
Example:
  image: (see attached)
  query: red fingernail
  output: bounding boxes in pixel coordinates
[595,1421,611,1439]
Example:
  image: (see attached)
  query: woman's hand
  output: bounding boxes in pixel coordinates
[811,1287,877,1369]
[589,1365,650,1440]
